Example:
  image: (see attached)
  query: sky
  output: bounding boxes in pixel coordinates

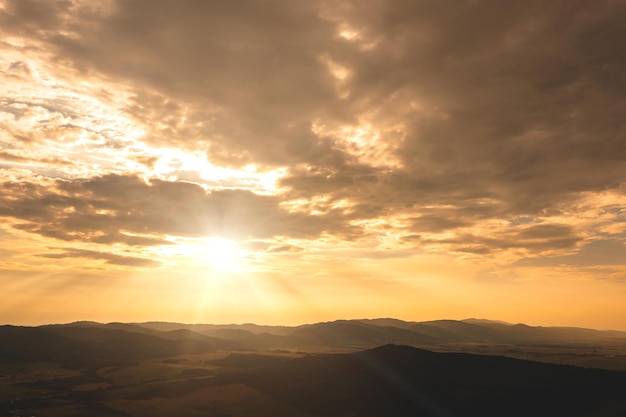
[1,0,626,329]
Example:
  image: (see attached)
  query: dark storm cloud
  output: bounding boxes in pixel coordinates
[0,174,357,244]
[333,0,626,212]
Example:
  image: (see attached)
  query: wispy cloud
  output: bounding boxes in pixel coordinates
[39,247,161,267]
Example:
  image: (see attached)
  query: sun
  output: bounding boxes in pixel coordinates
[205,238,246,271]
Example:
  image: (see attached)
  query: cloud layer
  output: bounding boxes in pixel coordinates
[1,0,626,272]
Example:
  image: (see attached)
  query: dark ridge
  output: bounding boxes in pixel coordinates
[0,325,225,368]
[0,325,92,366]
[245,344,626,417]
[292,320,435,346]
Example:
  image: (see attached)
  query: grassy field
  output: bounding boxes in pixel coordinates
[424,342,626,371]
[0,350,314,417]
[2,344,626,417]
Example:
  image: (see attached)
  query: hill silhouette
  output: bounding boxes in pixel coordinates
[245,344,626,417]
[291,320,435,346]
[0,323,236,368]
[0,325,92,366]
[132,318,626,348]
[3,318,626,369]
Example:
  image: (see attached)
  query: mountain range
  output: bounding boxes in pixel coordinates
[2,318,626,368]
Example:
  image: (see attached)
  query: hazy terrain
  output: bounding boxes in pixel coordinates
[2,319,626,416]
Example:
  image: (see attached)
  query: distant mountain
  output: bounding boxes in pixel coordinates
[0,323,239,368]
[304,319,626,347]
[292,320,435,347]
[45,321,241,350]
[356,318,626,345]
[0,325,92,366]
[245,344,626,417]
[409,320,501,343]
[499,323,626,343]
[462,318,512,326]
[4,319,626,370]
[127,318,626,350]
[358,317,420,329]
[137,321,293,335]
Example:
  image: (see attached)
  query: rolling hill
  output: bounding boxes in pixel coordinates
[244,344,626,417]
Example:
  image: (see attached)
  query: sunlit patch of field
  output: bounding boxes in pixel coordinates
[98,363,201,387]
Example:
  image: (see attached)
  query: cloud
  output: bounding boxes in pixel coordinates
[266,244,304,253]
[0,150,73,166]
[515,240,626,267]
[0,173,358,244]
[0,0,351,166]
[408,214,470,233]
[415,222,581,256]
[1,0,625,263]
[39,248,161,267]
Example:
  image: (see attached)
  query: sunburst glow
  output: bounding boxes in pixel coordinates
[204,238,247,272]
[1,0,626,331]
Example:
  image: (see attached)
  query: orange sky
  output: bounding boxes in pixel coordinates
[1,0,626,330]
